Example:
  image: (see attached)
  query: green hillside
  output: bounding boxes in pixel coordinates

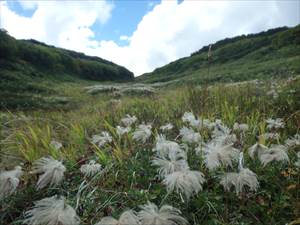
[0,29,134,109]
[137,25,300,84]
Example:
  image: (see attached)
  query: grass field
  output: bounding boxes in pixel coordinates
[0,75,299,225]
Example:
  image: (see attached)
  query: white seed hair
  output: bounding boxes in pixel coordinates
[233,123,249,132]
[153,135,183,158]
[0,166,23,200]
[248,143,268,159]
[259,145,289,166]
[31,157,66,190]
[132,123,152,143]
[163,169,205,199]
[266,118,285,129]
[204,143,240,171]
[95,210,139,225]
[152,149,188,178]
[80,160,102,177]
[179,127,201,144]
[220,168,259,195]
[23,195,80,225]
[116,125,131,136]
[121,114,137,127]
[285,134,300,147]
[160,123,174,131]
[92,132,113,147]
[50,140,63,150]
[138,201,188,225]
[182,112,200,128]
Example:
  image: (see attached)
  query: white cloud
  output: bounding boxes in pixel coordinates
[0,0,113,50]
[120,35,130,41]
[1,0,299,76]
[18,0,38,10]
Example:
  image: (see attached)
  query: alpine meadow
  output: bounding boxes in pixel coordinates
[0,1,300,225]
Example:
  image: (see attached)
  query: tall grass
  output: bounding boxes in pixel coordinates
[0,77,299,225]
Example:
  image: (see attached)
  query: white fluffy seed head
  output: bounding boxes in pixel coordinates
[295,152,300,168]
[92,132,112,147]
[152,148,188,178]
[95,210,139,225]
[248,143,268,159]
[259,145,289,166]
[233,123,249,132]
[80,160,102,177]
[163,169,205,199]
[179,127,201,144]
[50,140,63,150]
[160,123,174,131]
[138,201,188,225]
[266,118,285,129]
[220,168,259,195]
[153,135,183,158]
[182,112,200,128]
[121,114,137,127]
[116,126,131,136]
[31,157,66,190]
[23,195,80,225]
[285,134,300,147]
[259,132,280,141]
[204,143,240,171]
[133,124,152,143]
[0,166,23,200]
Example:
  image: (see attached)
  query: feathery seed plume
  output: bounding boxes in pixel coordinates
[23,195,80,225]
[0,166,23,200]
[138,201,188,225]
[31,157,66,190]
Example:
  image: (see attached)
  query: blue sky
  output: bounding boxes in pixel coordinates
[5,0,162,45]
[1,0,299,75]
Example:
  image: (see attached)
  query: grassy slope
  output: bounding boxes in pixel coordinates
[0,77,299,225]
[0,30,134,109]
[137,25,300,84]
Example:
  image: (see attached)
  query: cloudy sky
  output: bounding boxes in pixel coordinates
[1,0,299,76]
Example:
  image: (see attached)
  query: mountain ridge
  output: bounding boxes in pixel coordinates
[136,25,300,84]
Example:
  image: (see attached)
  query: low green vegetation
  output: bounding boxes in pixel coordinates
[0,76,299,224]
[0,29,133,109]
[137,25,300,85]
